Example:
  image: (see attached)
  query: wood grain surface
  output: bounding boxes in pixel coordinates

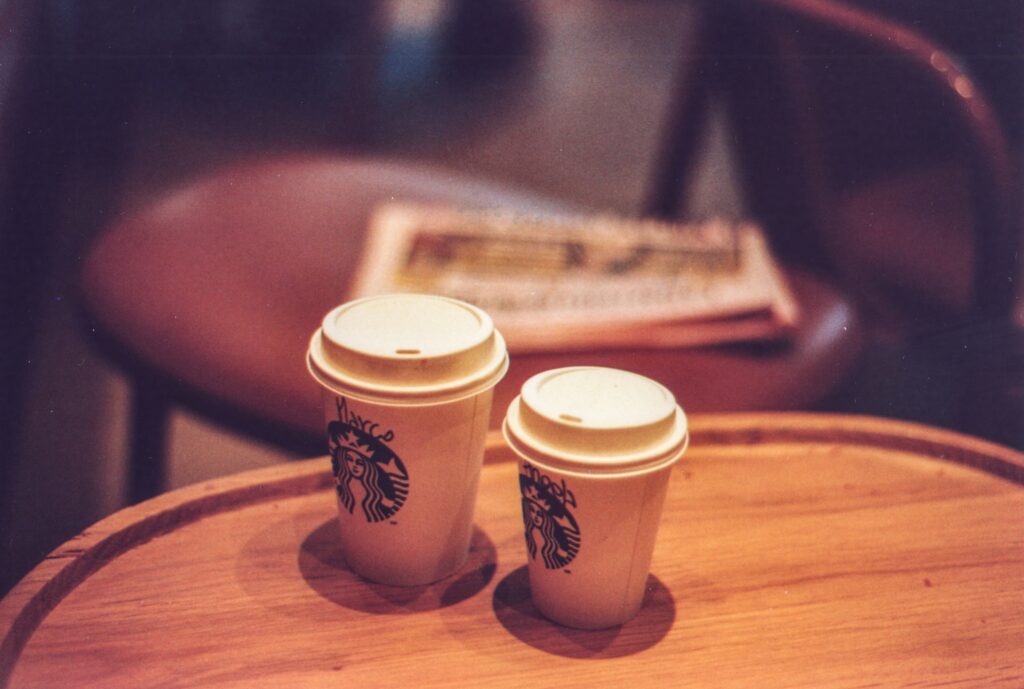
[2,413,1022,688]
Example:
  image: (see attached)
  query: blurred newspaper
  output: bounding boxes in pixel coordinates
[351,204,799,352]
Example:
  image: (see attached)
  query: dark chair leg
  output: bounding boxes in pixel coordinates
[128,380,171,504]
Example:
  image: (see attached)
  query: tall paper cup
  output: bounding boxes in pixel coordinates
[503,366,688,629]
[307,294,508,586]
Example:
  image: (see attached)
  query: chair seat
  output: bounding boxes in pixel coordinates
[80,156,862,444]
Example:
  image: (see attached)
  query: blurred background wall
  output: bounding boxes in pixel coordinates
[1,0,1020,595]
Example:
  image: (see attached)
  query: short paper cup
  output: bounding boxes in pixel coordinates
[503,366,688,629]
[308,294,508,586]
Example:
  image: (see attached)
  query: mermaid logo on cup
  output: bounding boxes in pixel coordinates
[328,398,410,523]
[519,463,582,570]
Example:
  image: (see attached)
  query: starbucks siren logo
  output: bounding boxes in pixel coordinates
[328,398,409,523]
[519,463,581,569]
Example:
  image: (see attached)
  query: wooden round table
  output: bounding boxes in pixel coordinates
[2,414,1021,688]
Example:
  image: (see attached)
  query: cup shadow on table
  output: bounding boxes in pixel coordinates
[298,518,498,614]
[491,566,676,659]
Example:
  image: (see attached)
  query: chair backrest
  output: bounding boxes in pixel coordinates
[702,0,1018,327]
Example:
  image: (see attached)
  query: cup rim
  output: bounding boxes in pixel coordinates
[308,331,509,404]
[502,399,689,477]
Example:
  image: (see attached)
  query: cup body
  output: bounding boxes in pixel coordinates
[320,388,492,585]
[515,457,675,629]
[503,366,687,628]
[308,294,507,586]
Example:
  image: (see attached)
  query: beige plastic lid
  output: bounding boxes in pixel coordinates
[503,366,688,475]
[307,294,508,402]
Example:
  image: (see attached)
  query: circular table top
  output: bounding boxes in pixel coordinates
[2,413,1021,688]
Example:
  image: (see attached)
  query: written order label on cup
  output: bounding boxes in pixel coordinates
[518,463,582,570]
[328,397,409,524]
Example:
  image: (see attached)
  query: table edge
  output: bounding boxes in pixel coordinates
[2,411,1021,684]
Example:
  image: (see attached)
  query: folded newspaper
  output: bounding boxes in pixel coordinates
[351,204,799,353]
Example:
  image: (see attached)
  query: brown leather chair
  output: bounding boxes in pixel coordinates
[79,4,871,503]
[714,0,1018,323]
[80,155,859,502]
[706,0,1019,445]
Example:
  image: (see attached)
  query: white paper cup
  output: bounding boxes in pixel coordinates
[503,366,688,629]
[308,294,508,586]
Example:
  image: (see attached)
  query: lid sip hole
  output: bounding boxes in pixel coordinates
[559,414,583,424]
[395,349,421,355]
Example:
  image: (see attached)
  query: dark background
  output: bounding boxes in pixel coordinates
[1,0,1021,595]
